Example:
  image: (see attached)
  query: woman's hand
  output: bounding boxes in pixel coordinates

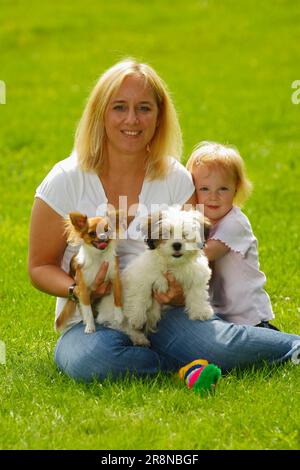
[153,273,185,306]
[75,262,112,302]
[91,262,112,300]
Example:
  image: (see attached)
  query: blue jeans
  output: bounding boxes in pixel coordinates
[54,309,300,382]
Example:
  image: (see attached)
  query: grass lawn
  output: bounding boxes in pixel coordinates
[0,0,300,450]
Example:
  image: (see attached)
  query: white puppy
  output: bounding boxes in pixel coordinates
[122,207,214,337]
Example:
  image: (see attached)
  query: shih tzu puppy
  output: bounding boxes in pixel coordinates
[122,207,214,337]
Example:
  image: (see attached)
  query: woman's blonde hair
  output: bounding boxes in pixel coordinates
[75,58,182,179]
[186,141,253,207]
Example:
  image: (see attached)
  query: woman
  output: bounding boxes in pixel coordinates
[28,58,300,382]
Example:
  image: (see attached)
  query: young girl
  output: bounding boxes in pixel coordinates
[186,141,279,329]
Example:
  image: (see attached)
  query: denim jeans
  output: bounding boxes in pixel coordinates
[54,309,300,382]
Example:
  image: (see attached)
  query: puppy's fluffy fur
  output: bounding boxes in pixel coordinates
[122,207,213,336]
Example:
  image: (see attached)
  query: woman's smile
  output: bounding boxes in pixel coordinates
[121,130,142,136]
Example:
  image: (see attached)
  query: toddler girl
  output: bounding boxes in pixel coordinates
[186,141,279,329]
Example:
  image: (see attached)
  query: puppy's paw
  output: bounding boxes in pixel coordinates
[128,316,145,331]
[199,305,214,321]
[130,331,150,347]
[189,304,214,321]
[84,323,96,334]
[130,323,144,334]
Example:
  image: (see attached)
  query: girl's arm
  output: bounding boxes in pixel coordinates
[204,239,230,262]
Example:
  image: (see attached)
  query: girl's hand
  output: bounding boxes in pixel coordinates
[153,273,185,306]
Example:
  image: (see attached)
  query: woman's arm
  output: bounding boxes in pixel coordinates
[204,239,230,262]
[28,199,112,299]
[28,198,72,297]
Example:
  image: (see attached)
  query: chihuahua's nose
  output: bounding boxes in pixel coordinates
[172,242,182,251]
[99,233,108,241]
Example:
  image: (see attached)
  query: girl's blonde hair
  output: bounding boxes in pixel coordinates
[186,141,253,207]
[75,58,182,179]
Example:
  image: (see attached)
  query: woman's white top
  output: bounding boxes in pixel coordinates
[208,206,274,325]
[35,152,195,328]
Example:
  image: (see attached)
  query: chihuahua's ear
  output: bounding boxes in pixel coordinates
[69,212,88,232]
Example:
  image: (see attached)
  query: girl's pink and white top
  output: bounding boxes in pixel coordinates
[208,206,274,325]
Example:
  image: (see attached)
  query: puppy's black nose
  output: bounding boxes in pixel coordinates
[172,242,182,251]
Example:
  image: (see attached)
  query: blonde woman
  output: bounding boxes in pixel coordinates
[29,59,300,382]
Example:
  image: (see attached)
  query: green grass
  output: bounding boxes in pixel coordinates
[0,0,300,450]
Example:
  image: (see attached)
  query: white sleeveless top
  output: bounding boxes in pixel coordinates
[35,152,195,328]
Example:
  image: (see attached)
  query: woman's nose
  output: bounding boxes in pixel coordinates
[125,107,139,124]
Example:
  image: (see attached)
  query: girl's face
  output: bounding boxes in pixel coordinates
[104,74,159,159]
[193,164,237,224]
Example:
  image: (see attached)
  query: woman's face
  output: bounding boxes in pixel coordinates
[104,74,160,158]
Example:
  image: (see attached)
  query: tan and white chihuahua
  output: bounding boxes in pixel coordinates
[55,212,122,334]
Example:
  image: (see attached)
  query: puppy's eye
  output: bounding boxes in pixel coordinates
[88,231,97,238]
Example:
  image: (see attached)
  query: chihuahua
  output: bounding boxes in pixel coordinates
[55,212,122,334]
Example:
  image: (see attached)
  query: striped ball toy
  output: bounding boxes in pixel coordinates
[179,359,221,396]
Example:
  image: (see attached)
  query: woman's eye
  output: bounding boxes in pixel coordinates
[113,104,126,111]
[199,187,209,191]
[219,187,229,191]
[138,105,151,112]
